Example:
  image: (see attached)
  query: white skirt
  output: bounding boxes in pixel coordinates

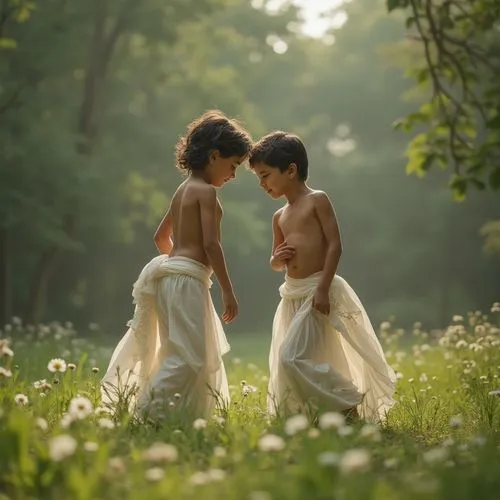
[101,255,230,418]
[268,273,396,422]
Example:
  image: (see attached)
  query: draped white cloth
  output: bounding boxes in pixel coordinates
[268,272,396,422]
[101,255,230,418]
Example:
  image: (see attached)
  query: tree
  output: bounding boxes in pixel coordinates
[386,0,500,199]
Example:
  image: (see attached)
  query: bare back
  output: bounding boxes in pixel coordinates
[168,178,222,267]
[277,191,332,279]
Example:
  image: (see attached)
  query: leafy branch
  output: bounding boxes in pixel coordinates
[388,0,500,199]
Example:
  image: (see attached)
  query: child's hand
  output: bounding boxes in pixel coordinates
[313,289,330,316]
[273,241,296,263]
[221,290,239,324]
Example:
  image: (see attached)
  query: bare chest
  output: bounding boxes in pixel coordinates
[279,203,316,234]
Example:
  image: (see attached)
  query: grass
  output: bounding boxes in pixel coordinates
[1,306,499,500]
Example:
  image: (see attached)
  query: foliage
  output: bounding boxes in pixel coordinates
[387,0,500,199]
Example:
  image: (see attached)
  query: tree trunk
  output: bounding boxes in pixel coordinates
[25,1,133,321]
[26,215,76,324]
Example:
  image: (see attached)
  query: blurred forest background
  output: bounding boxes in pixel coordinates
[1,0,499,340]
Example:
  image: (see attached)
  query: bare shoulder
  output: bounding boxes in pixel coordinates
[310,190,334,210]
[192,180,217,202]
[273,206,286,222]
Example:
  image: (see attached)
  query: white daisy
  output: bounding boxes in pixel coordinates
[48,434,77,461]
[68,396,93,420]
[48,358,67,373]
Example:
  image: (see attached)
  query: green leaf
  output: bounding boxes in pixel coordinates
[388,0,409,12]
[0,38,17,49]
[450,176,467,201]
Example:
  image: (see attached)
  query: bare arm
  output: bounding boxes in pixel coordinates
[154,209,173,254]
[314,192,342,293]
[270,210,285,271]
[199,187,233,294]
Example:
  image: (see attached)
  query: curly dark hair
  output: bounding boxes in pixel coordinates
[249,131,309,181]
[175,110,253,174]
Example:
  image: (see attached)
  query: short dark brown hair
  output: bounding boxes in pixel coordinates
[249,131,308,180]
[175,110,252,174]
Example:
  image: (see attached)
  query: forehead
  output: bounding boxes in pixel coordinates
[252,162,276,176]
[227,154,246,165]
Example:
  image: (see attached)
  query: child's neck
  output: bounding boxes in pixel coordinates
[284,182,312,204]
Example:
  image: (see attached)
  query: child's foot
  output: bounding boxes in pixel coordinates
[342,406,359,423]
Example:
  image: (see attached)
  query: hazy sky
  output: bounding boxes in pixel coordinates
[262,0,346,38]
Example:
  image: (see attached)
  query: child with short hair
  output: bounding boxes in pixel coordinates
[250,131,396,421]
[102,110,252,419]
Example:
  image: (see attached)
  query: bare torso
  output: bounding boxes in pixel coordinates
[278,192,327,279]
[168,178,222,267]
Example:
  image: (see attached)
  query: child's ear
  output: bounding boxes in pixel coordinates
[288,163,298,178]
[209,149,220,163]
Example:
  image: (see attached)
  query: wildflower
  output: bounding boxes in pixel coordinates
[59,413,75,429]
[317,451,340,466]
[98,417,115,429]
[68,396,93,420]
[207,468,226,481]
[14,393,29,405]
[193,418,207,430]
[1,342,13,357]
[94,406,112,416]
[339,448,371,474]
[91,367,99,374]
[48,358,67,373]
[142,443,178,462]
[189,472,209,486]
[108,457,126,475]
[452,315,464,322]
[33,379,46,389]
[258,434,285,452]
[308,428,320,439]
[84,441,99,452]
[419,373,428,383]
[338,425,354,437]
[145,467,165,482]
[284,414,309,436]
[213,415,226,426]
[360,424,382,442]
[318,412,345,430]
[380,321,391,331]
[423,447,448,464]
[488,390,500,397]
[383,457,398,469]
[35,418,48,432]
[48,434,77,461]
[0,366,12,378]
[242,383,258,396]
[213,446,227,458]
[68,363,77,371]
